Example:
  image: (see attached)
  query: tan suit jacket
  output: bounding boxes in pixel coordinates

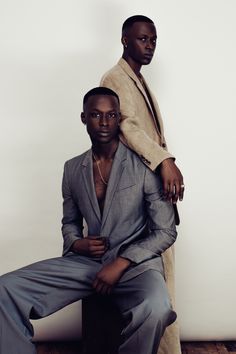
[100,58,174,171]
[100,58,181,354]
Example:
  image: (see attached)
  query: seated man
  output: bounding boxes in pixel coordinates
[0,87,177,354]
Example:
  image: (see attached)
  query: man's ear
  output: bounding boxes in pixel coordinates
[81,112,86,124]
[121,36,128,48]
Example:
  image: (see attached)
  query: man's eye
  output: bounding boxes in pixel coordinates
[107,113,117,119]
[91,112,101,119]
[139,38,146,42]
[152,39,156,45]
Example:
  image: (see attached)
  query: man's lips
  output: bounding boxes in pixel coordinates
[98,131,110,136]
[143,53,153,58]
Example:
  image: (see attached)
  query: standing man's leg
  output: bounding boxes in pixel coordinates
[159,247,182,354]
[0,254,101,354]
[113,270,177,354]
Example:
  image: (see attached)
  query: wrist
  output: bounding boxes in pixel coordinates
[115,257,131,271]
[71,239,83,253]
[161,158,174,167]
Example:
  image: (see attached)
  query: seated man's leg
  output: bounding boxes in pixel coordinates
[112,270,177,354]
[0,254,101,354]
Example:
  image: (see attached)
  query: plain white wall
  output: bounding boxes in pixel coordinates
[0,0,236,341]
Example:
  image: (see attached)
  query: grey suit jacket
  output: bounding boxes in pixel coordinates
[61,142,177,282]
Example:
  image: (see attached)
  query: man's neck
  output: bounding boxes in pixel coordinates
[122,54,142,76]
[92,140,119,160]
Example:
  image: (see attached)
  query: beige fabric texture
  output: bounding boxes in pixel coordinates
[100,58,174,171]
[100,58,181,354]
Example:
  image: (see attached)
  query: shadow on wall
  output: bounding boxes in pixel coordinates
[32,301,82,342]
[0,237,62,275]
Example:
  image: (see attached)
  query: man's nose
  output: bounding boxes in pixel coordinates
[99,114,109,126]
[145,39,154,49]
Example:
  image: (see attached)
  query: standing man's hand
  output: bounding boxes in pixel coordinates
[159,158,185,203]
[71,237,109,257]
[93,257,131,295]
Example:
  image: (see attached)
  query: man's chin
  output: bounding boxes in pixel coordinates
[142,57,153,65]
[95,137,113,144]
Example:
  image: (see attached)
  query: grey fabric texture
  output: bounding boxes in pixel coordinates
[0,142,177,354]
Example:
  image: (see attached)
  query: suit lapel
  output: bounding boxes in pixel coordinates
[134,77,156,118]
[101,142,127,229]
[81,150,101,222]
[139,76,163,135]
[118,58,162,135]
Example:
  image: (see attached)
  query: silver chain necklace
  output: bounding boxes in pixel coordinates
[92,152,108,185]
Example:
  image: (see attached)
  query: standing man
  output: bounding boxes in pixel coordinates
[0,87,177,354]
[100,15,184,354]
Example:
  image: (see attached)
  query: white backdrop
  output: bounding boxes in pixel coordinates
[0,0,236,341]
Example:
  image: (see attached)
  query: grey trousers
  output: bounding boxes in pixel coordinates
[0,254,176,354]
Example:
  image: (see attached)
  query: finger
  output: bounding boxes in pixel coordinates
[99,283,110,295]
[92,248,106,253]
[172,183,180,204]
[95,281,105,294]
[100,237,108,244]
[179,182,185,201]
[91,244,106,250]
[162,180,169,199]
[91,250,106,257]
[93,278,99,289]
[167,182,175,201]
[90,245,106,252]
[106,286,112,295]
[90,240,105,245]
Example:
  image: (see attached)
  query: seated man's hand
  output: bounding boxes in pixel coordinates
[159,158,185,203]
[93,257,131,295]
[71,237,108,257]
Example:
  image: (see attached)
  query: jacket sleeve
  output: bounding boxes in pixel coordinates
[61,161,83,256]
[100,74,174,171]
[119,168,177,264]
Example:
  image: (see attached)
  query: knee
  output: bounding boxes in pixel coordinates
[0,273,16,293]
[0,275,10,305]
[0,274,8,288]
[148,298,177,328]
[0,274,22,309]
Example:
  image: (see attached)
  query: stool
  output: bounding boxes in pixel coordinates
[82,294,124,354]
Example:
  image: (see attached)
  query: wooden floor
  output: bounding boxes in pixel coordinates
[35,341,236,353]
[36,341,82,354]
[181,342,236,353]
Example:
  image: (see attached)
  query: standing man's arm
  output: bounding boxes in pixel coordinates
[101,75,184,203]
[101,75,172,169]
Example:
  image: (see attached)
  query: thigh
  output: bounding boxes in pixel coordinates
[1,254,102,317]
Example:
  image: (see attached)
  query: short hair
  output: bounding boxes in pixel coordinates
[83,87,120,108]
[122,15,154,35]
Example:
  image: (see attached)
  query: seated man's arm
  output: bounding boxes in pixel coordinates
[119,168,177,264]
[93,257,131,295]
[93,168,177,295]
[61,161,84,256]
